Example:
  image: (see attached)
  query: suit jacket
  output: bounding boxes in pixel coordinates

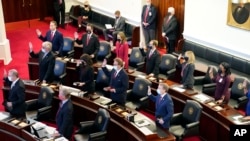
[53,0,65,8]
[56,99,74,140]
[141,4,157,29]
[30,51,55,83]
[38,30,64,54]
[149,93,174,129]
[115,41,129,69]
[181,63,195,88]
[3,78,26,117]
[76,65,95,93]
[114,17,126,32]
[162,15,178,40]
[102,67,129,105]
[140,48,161,76]
[75,33,100,57]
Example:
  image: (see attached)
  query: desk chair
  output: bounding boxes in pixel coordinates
[74,108,110,141]
[25,86,54,121]
[53,58,67,84]
[229,77,250,109]
[96,41,111,62]
[62,37,74,58]
[95,68,110,96]
[129,47,145,71]
[158,54,177,80]
[169,100,203,141]
[126,78,151,110]
[194,65,218,96]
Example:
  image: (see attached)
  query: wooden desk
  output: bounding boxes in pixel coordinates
[2,84,175,141]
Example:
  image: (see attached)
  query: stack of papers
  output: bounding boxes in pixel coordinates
[193,93,211,103]
[135,119,150,127]
[172,86,186,93]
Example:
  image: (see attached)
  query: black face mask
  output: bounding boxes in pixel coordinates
[117,39,121,42]
[218,69,222,74]
[148,45,153,49]
[84,5,88,7]
[87,30,91,34]
[182,56,188,61]
[167,12,171,16]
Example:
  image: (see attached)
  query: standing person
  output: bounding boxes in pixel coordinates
[36,21,64,55]
[209,62,231,104]
[74,54,95,95]
[115,32,129,69]
[178,51,195,89]
[243,79,250,116]
[3,69,26,117]
[139,40,161,78]
[53,0,65,28]
[29,41,55,83]
[147,83,174,130]
[162,7,178,54]
[77,0,91,32]
[102,58,129,106]
[103,10,126,44]
[55,88,74,140]
[141,0,157,45]
[74,24,100,61]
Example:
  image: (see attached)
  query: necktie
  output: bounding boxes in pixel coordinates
[158,96,162,105]
[181,64,187,77]
[166,16,171,25]
[144,7,149,22]
[113,71,117,78]
[50,32,54,41]
[149,50,154,58]
[11,83,14,89]
[56,102,62,118]
[59,0,62,4]
[86,35,90,45]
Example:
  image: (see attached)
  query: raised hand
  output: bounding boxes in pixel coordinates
[29,42,33,52]
[36,29,42,36]
[147,86,151,95]
[102,58,107,67]
[74,32,79,39]
[3,69,7,78]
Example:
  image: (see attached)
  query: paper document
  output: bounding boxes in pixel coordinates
[135,119,150,127]
[139,127,154,135]
[0,112,10,121]
[105,24,113,29]
[172,86,185,93]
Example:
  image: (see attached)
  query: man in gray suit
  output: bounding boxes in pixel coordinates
[103,10,126,45]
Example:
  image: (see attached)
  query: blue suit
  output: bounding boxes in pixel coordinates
[149,93,174,129]
[56,99,74,140]
[38,30,64,55]
[102,67,129,105]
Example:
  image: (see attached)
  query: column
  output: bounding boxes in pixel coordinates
[0,0,12,65]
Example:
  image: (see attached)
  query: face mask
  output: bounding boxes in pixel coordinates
[115,16,119,19]
[8,76,12,82]
[148,45,152,49]
[113,66,118,71]
[84,5,88,7]
[87,30,91,34]
[117,39,121,42]
[157,89,161,95]
[218,69,222,74]
[167,12,171,16]
[42,48,46,53]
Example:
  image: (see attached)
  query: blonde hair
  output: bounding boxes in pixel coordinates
[42,41,52,51]
[151,40,158,46]
[118,32,127,42]
[185,51,195,64]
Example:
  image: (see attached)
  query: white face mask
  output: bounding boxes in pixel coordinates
[8,76,12,82]
[113,66,118,71]
[157,89,161,95]
[42,48,46,53]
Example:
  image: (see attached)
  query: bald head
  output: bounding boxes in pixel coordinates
[168,7,175,15]
[42,41,52,52]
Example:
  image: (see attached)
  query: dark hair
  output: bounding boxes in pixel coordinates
[220,62,231,76]
[80,54,93,66]
[50,21,57,26]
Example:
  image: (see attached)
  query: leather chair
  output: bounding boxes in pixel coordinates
[74,108,110,141]
[125,78,152,110]
[62,37,74,58]
[69,5,81,22]
[129,47,145,71]
[169,100,203,141]
[53,58,67,84]
[95,68,110,96]
[158,54,177,79]
[25,86,54,121]
[229,77,250,109]
[96,41,111,62]
[194,65,218,96]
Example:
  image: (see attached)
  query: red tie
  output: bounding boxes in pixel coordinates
[144,7,149,22]
[113,71,117,78]
[50,32,54,41]
[166,16,171,25]
[149,50,153,58]
[86,35,90,45]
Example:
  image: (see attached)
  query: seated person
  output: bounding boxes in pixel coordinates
[147,83,174,130]
[3,69,26,117]
[102,58,129,106]
[29,41,55,83]
[139,40,161,78]
[103,10,125,45]
[241,79,250,121]
[209,62,231,105]
[74,54,95,95]
[77,0,91,32]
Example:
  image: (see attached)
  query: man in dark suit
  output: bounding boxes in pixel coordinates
[3,69,26,117]
[139,40,161,78]
[141,0,157,45]
[148,83,174,130]
[55,88,74,140]
[103,10,126,44]
[36,21,64,56]
[74,24,100,61]
[29,41,55,83]
[162,7,178,54]
[102,58,129,106]
[53,0,65,28]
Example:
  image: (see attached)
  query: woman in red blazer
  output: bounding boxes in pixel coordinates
[115,32,129,69]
